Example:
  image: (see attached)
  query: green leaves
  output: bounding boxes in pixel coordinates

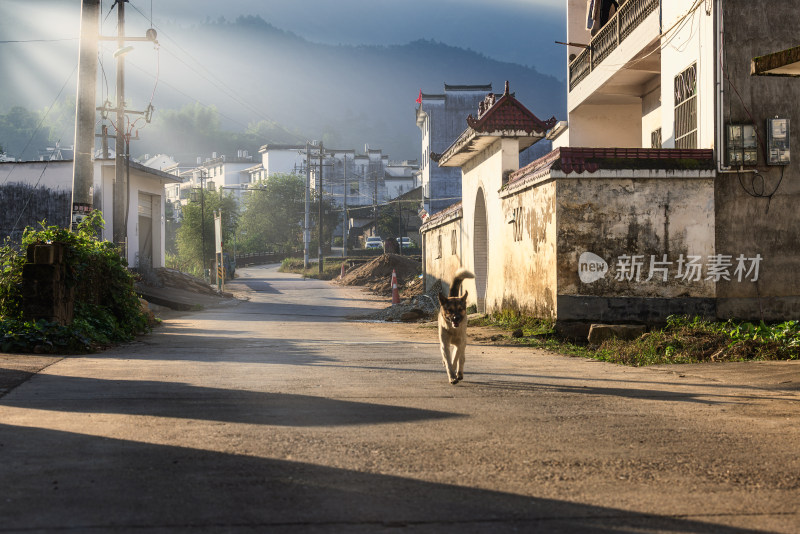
[0,212,149,353]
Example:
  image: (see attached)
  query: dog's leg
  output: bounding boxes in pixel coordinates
[454,343,465,381]
[439,335,458,384]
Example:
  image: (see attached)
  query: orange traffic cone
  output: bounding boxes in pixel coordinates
[391,269,400,305]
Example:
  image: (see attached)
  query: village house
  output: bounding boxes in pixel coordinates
[165,152,255,215]
[416,84,493,215]
[420,0,799,331]
[0,158,178,270]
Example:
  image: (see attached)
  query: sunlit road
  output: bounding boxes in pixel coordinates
[0,265,798,533]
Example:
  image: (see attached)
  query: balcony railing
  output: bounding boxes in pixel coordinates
[569,0,660,92]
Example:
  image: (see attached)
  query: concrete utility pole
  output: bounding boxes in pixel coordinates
[342,154,347,258]
[304,143,310,270]
[71,0,100,231]
[113,0,127,249]
[318,141,324,276]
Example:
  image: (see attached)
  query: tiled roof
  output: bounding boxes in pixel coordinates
[420,202,463,232]
[432,82,557,167]
[507,147,715,186]
[466,82,557,135]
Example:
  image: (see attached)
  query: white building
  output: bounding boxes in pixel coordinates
[0,159,179,270]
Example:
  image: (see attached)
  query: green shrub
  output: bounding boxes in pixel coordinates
[0,212,149,353]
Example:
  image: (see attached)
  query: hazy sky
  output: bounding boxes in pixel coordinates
[3,0,567,77]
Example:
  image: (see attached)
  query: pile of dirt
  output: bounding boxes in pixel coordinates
[337,254,422,297]
[363,279,442,322]
[141,268,220,296]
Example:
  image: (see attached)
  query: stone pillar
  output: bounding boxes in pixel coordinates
[22,243,75,325]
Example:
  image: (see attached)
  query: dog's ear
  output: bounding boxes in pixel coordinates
[438,292,447,306]
[461,290,468,302]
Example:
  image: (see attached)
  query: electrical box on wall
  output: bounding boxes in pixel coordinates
[767,117,790,165]
[727,124,757,166]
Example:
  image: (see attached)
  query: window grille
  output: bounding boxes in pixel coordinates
[451,229,458,255]
[651,128,662,149]
[437,235,442,259]
[674,64,697,149]
[512,207,524,242]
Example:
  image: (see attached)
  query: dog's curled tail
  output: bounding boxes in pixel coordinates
[450,267,476,297]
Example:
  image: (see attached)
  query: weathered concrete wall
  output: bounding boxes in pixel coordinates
[460,138,520,312]
[422,214,464,296]
[714,1,800,320]
[497,178,558,318]
[555,170,717,322]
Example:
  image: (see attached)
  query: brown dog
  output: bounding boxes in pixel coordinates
[438,267,475,384]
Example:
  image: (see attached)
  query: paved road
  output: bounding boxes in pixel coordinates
[1,265,798,533]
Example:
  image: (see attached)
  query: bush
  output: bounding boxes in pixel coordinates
[0,212,149,353]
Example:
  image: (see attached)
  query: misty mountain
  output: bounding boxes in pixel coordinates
[1,15,567,163]
[132,16,566,162]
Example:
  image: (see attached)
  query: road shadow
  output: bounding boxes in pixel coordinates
[1,373,458,427]
[0,423,771,533]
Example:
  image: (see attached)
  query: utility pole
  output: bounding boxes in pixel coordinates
[342,153,347,259]
[112,0,127,249]
[304,142,310,270]
[318,141,324,276]
[71,0,99,231]
[374,168,378,236]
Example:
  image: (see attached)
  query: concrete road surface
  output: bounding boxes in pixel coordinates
[0,265,798,533]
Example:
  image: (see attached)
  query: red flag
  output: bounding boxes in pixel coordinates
[415,89,422,104]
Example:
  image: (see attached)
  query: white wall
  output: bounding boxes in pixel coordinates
[659,0,715,149]
[264,149,305,176]
[567,104,642,147]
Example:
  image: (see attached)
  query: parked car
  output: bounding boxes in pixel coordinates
[399,237,418,249]
[364,237,383,249]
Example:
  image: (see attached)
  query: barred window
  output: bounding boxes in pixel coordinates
[451,229,457,255]
[512,207,524,242]
[651,128,662,149]
[674,63,697,149]
[436,235,442,259]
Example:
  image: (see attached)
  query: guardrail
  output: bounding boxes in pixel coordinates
[568,0,660,92]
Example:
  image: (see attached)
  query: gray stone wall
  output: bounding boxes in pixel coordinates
[715,1,800,319]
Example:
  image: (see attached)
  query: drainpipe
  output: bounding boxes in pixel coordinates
[714,1,756,175]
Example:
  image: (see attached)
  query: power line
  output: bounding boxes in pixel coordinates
[126,1,306,143]
[1,63,78,187]
[0,38,77,44]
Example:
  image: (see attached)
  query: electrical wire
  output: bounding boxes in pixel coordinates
[0,38,77,44]
[718,6,785,211]
[126,0,306,143]
[1,63,78,187]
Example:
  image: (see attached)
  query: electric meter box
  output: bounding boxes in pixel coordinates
[727,124,757,166]
[767,117,790,165]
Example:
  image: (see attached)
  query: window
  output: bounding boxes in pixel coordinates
[436,235,442,259]
[450,229,457,255]
[512,207,524,242]
[651,128,662,149]
[674,63,697,149]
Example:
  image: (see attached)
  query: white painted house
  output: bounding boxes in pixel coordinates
[0,159,179,270]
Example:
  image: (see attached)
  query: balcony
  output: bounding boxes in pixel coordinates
[569,0,660,91]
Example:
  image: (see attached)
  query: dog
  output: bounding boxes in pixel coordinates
[438,267,475,384]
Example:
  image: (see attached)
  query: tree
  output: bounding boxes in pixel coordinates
[237,173,339,254]
[175,189,239,277]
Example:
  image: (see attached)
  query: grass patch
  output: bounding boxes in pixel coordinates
[279,257,346,280]
[471,312,799,366]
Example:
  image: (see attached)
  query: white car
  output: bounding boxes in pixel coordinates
[399,237,417,249]
[364,237,383,249]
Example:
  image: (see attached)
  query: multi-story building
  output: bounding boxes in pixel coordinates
[416,84,493,214]
[165,152,255,213]
[421,1,800,325]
